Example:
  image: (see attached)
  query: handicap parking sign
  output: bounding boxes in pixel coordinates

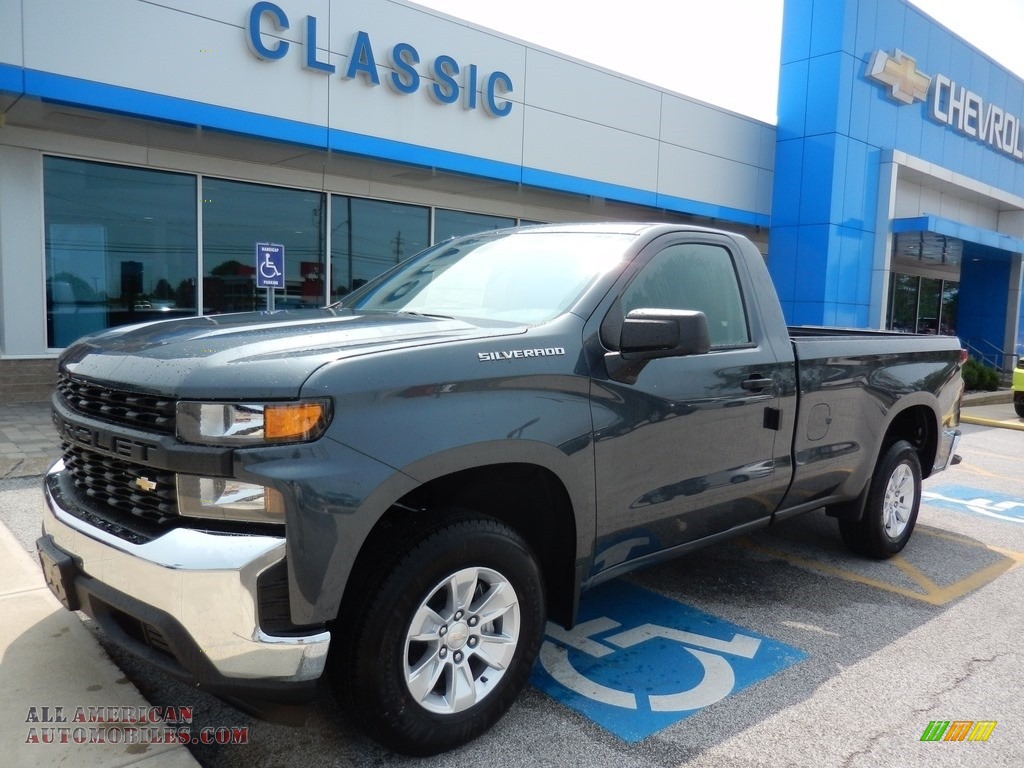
[256,242,285,289]
[530,580,807,742]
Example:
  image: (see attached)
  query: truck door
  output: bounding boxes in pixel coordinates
[588,235,790,578]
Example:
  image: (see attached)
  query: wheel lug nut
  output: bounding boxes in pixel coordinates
[468,637,478,648]
[454,610,464,620]
[468,616,478,627]
[439,647,447,658]
[454,651,463,663]
[439,626,447,636]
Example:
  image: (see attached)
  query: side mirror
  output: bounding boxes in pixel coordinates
[619,309,711,360]
[605,309,711,384]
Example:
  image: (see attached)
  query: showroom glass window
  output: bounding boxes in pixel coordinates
[43,157,197,348]
[330,197,429,299]
[434,209,515,242]
[886,273,959,335]
[202,179,326,313]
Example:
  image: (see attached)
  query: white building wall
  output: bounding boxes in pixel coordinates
[0,144,47,356]
[1,0,774,220]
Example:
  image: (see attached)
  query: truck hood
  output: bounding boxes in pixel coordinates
[59,309,526,399]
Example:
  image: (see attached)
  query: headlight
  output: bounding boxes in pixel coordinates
[176,399,331,445]
[177,475,285,524]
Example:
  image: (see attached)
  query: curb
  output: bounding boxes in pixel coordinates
[960,414,1024,431]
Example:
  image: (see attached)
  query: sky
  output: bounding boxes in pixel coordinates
[410,0,1024,124]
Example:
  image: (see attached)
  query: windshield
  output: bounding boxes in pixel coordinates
[342,231,631,324]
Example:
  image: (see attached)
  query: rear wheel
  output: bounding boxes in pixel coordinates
[334,514,545,755]
[1014,399,1024,418]
[838,440,922,559]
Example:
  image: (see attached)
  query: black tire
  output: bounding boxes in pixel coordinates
[838,440,922,559]
[333,514,545,756]
[1014,400,1024,419]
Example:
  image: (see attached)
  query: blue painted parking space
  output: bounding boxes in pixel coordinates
[530,580,807,742]
[924,485,1024,524]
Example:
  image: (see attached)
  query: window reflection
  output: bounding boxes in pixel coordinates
[887,273,958,335]
[434,209,515,242]
[202,179,325,313]
[330,197,429,300]
[43,157,197,348]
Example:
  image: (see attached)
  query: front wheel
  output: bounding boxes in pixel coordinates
[838,440,922,559]
[1014,399,1024,419]
[334,515,545,755]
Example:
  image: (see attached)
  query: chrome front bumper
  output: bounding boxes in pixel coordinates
[41,460,330,685]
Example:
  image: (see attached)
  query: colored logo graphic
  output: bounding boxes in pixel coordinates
[868,49,931,104]
[921,720,997,742]
[923,485,1024,524]
[530,580,807,742]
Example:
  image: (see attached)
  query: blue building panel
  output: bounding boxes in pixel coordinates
[870,0,908,57]
[799,134,836,225]
[791,301,828,326]
[946,38,976,85]
[0,63,25,95]
[841,139,875,227]
[835,226,869,306]
[805,53,842,137]
[957,258,1010,358]
[829,134,850,225]
[834,302,869,328]
[833,52,856,138]
[770,139,805,227]
[767,226,800,304]
[900,6,931,59]
[924,16,953,77]
[848,77,874,143]
[780,0,814,65]
[794,224,830,303]
[853,1,880,63]
[777,60,810,143]
[894,100,924,157]
[864,87,900,150]
[809,0,857,58]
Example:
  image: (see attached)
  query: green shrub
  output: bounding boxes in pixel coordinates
[961,357,1000,391]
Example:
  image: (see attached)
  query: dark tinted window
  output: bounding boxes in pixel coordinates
[43,157,197,347]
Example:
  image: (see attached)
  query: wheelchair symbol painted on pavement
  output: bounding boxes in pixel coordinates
[540,617,761,712]
[529,580,807,742]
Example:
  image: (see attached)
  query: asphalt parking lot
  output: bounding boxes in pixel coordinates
[2,405,1022,767]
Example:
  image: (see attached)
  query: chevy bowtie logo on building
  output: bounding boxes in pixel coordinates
[868,49,930,105]
[867,49,1024,163]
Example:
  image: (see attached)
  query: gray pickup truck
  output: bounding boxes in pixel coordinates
[38,223,963,754]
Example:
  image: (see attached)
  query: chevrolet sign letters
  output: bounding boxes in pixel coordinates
[868,49,1024,163]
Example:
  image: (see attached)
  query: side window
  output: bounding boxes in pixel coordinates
[620,243,750,347]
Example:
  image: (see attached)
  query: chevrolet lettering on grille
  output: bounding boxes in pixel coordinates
[57,416,158,462]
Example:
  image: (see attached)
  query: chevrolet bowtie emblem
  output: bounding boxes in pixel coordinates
[134,476,158,492]
[868,49,931,105]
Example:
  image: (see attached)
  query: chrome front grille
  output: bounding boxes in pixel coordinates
[58,373,176,435]
[63,444,178,523]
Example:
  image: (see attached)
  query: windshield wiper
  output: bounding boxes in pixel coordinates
[396,310,454,319]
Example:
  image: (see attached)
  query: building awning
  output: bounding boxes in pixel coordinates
[893,215,1024,256]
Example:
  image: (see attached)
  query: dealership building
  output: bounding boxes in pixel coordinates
[2,0,1023,399]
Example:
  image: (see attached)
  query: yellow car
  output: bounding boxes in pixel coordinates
[1014,359,1024,418]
